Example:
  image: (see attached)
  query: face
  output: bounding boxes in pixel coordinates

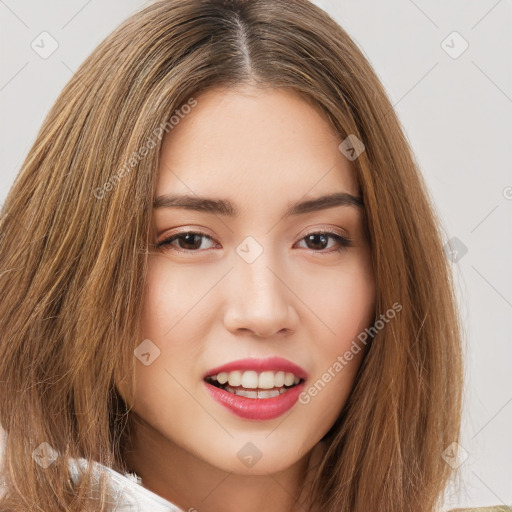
[124,85,376,476]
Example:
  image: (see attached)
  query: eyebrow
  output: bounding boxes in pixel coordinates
[153,191,363,217]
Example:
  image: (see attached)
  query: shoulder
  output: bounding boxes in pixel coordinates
[68,457,183,511]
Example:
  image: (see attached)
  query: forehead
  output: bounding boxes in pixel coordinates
[157,86,358,202]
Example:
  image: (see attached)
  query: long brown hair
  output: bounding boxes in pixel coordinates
[0,0,463,510]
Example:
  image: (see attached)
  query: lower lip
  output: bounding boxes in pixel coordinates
[204,381,306,421]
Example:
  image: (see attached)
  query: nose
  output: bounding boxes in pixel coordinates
[223,254,299,338]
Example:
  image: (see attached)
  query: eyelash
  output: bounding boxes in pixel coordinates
[156,229,353,255]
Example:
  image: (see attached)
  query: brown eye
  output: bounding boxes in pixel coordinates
[156,230,352,254]
[157,231,216,252]
[296,231,353,253]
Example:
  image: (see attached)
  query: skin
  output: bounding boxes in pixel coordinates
[120,85,376,512]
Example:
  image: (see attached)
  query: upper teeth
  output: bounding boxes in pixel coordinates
[210,370,300,389]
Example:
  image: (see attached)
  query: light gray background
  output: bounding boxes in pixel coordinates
[0,0,511,509]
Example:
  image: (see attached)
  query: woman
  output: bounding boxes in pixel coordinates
[0,1,505,511]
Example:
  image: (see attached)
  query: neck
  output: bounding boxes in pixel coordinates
[123,413,325,512]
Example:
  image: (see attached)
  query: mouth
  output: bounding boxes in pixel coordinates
[204,370,304,399]
[202,357,308,420]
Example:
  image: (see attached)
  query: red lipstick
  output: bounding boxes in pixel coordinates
[203,357,308,421]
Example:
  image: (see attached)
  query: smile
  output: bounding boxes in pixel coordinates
[203,357,308,420]
[205,370,303,398]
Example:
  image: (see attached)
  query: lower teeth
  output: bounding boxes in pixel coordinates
[223,385,289,399]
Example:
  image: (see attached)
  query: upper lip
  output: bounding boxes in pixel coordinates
[203,357,308,381]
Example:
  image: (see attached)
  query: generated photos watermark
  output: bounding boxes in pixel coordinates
[299,302,403,404]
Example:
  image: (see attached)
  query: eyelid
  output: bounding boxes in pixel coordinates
[298,224,349,239]
[155,226,216,246]
[157,224,349,241]
[155,225,353,252]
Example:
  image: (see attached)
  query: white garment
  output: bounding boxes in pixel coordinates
[68,458,185,512]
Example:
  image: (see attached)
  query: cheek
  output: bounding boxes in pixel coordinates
[131,261,197,408]
[295,263,374,432]
[139,255,205,343]
[298,254,376,340]
[140,259,179,333]
[298,254,375,394]
[141,250,376,365]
